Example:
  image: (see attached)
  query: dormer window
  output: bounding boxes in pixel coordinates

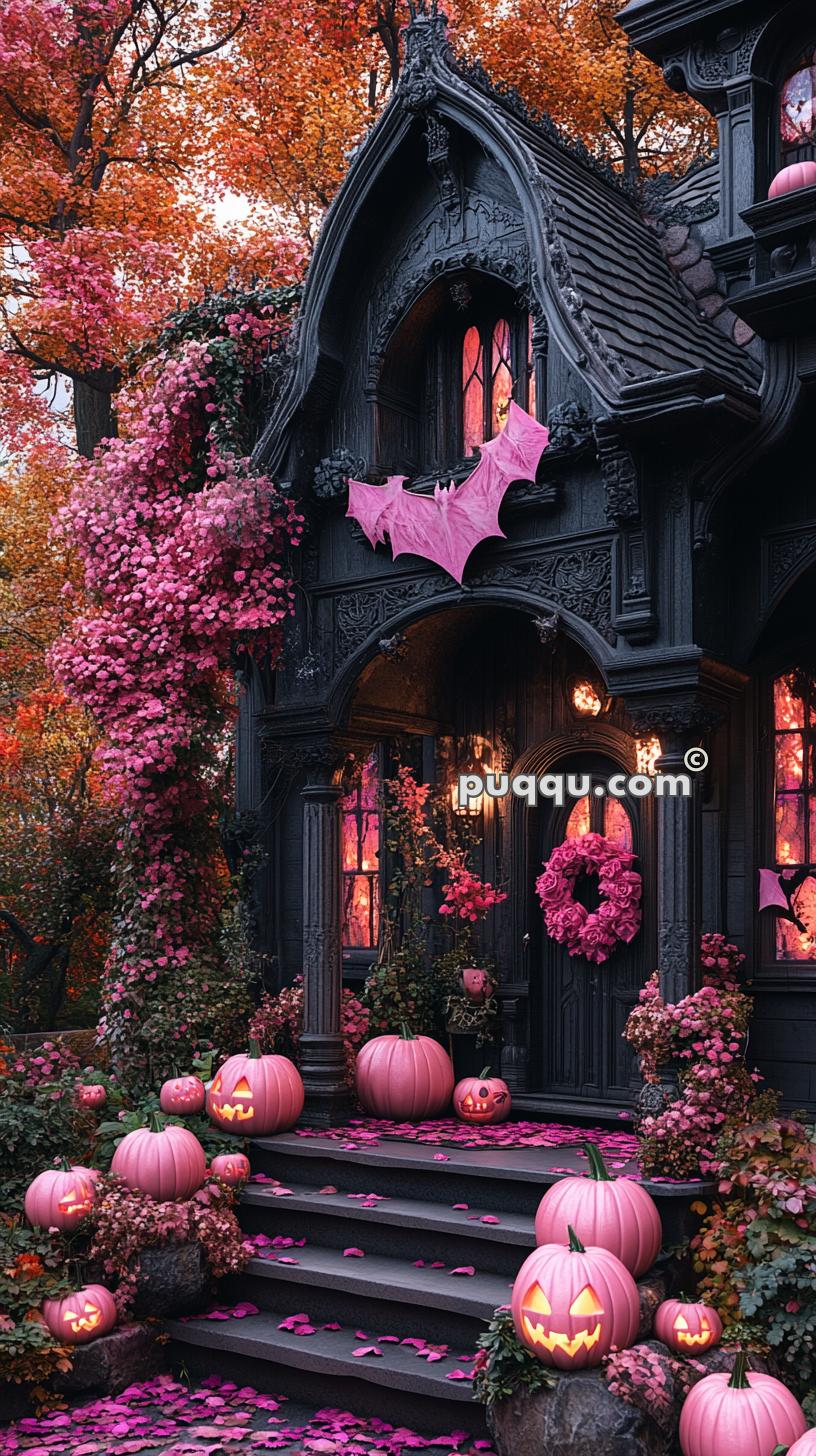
[780,47,816,163]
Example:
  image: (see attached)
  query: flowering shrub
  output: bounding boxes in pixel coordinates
[625,935,775,1179]
[249,976,369,1087]
[0,1043,101,1212]
[87,1174,251,1315]
[605,1342,700,1435]
[536,832,641,963]
[439,863,507,922]
[51,287,302,1086]
[692,1116,816,1411]
[0,1222,73,1389]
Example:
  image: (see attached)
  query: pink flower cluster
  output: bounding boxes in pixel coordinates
[439,863,507,922]
[536,832,642,964]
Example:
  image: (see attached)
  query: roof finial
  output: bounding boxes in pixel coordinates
[402,0,449,98]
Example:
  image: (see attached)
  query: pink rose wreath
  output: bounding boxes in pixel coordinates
[535,831,642,964]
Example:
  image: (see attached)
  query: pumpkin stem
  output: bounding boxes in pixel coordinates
[585,1142,613,1181]
[399,1022,416,1041]
[728,1351,750,1389]
[567,1224,585,1253]
[771,1447,790,1456]
[147,1111,166,1133]
[248,1038,262,1059]
[57,1156,73,1172]
[478,1066,492,1079]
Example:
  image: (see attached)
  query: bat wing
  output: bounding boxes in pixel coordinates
[441,401,551,575]
[758,868,792,912]
[347,476,408,547]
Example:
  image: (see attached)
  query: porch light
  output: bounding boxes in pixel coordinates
[571,679,604,716]
[450,733,495,816]
[636,736,662,777]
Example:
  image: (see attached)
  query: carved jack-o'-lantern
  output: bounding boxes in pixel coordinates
[209,1152,251,1187]
[24,1165,96,1232]
[42,1283,117,1346]
[454,1067,511,1125]
[159,1074,206,1116]
[511,1226,640,1370]
[76,1083,107,1109]
[207,1041,304,1136]
[654,1299,722,1354]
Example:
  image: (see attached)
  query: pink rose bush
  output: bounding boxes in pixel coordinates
[51,291,302,1086]
[536,832,642,964]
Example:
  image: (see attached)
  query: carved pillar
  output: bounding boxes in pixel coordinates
[300,756,354,1127]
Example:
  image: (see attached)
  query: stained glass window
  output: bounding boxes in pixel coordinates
[604,798,634,852]
[565,796,591,839]
[461,317,514,454]
[564,793,633,852]
[780,50,816,156]
[341,749,380,950]
[773,671,816,960]
[462,326,485,456]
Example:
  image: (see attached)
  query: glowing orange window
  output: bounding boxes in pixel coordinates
[773,671,816,960]
[342,749,381,950]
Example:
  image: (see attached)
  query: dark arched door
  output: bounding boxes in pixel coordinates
[527,751,652,1106]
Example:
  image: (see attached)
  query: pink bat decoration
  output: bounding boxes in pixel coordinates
[346,401,550,584]
[758,866,811,934]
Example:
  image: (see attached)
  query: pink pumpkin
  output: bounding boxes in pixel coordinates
[356,1024,454,1119]
[159,1074,206,1116]
[111,1115,206,1200]
[460,967,494,1004]
[207,1041,304,1136]
[210,1152,251,1187]
[453,1067,511,1124]
[25,1165,96,1232]
[76,1083,106,1109]
[534,1142,661,1278]
[42,1283,116,1345]
[655,1298,722,1354]
[769,162,816,199]
[511,1225,639,1370]
[788,1432,816,1455]
[679,1352,806,1456]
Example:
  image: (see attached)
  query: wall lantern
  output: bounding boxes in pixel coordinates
[570,678,608,718]
[635,736,662,776]
[449,734,498,816]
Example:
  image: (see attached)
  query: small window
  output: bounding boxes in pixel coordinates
[780,47,816,162]
[460,313,536,456]
[772,671,816,961]
[564,792,633,851]
[342,749,381,950]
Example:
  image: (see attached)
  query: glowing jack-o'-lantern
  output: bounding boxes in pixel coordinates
[42,1283,117,1346]
[209,1152,251,1187]
[511,1226,639,1370]
[679,1352,806,1456]
[25,1164,96,1232]
[454,1067,511,1125]
[534,1141,662,1278]
[655,1299,722,1355]
[159,1074,206,1116]
[207,1041,304,1136]
[76,1083,107,1109]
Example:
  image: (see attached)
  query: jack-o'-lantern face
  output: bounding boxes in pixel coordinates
[62,1300,102,1335]
[209,1073,255,1123]
[520,1280,605,1358]
[673,1312,714,1348]
[459,1084,507,1121]
[57,1184,93,1218]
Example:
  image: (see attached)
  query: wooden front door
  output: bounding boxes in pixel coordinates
[528,752,652,1106]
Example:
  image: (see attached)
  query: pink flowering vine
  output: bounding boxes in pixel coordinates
[51,295,302,1084]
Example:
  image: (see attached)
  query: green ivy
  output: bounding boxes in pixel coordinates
[472,1308,556,1406]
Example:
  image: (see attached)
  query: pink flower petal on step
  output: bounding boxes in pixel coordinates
[352,1346,382,1358]
[450,1266,475,1276]
[343,1247,365,1257]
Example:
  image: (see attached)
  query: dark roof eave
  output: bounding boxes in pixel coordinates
[612,367,761,432]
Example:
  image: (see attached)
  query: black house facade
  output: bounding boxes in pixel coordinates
[239,0,816,1126]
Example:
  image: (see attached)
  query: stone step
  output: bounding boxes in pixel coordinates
[250,1133,708,1246]
[240,1180,536,1276]
[166,1311,489,1438]
[224,1244,511,1346]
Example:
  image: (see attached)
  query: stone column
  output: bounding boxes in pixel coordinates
[300,758,353,1126]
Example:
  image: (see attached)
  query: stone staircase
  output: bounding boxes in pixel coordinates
[167,1133,697,1438]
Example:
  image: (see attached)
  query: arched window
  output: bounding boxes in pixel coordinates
[565,794,633,851]
[460,312,537,456]
[341,749,381,950]
[780,46,816,163]
[772,671,816,960]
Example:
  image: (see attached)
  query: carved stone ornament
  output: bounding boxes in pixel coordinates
[594,421,640,525]
[262,735,352,779]
[313,448,367,501]
[548,400,594,451]
[378,632,408,661]
[766,525,816,605]
[532,611,560,649]
[629,700,722,736]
